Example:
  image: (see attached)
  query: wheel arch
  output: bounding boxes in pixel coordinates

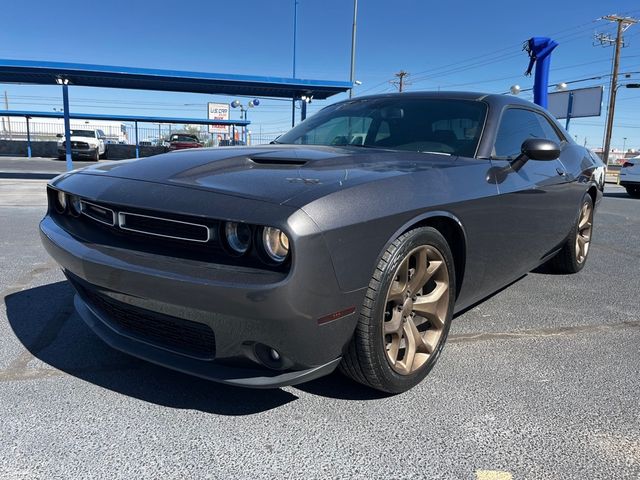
[385,211,467,300]
[587,184,598,206]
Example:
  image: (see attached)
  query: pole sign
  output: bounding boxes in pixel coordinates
[548,86,603,120]
[207,102,230,134]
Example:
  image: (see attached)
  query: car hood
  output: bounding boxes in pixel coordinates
[75,144,459,206]
[61,136,99,145]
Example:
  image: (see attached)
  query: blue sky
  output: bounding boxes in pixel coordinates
[1,0,639,149]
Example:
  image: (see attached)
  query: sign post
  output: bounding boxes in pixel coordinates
[547,86,604,132]
[207,103,230,140]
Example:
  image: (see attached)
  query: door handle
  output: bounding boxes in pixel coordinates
[556,167,566,176]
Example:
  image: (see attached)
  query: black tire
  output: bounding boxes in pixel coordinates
[625,187,640,199]
[93,148,100,162]
[340,227,456,394]
[57,155,65,160]
[547,193,594,274]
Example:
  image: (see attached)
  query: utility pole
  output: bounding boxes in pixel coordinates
[4,91,12,140]
[391,70,410,92]
[596,14,637,165]
[348,0,358,98]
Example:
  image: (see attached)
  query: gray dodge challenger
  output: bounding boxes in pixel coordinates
[40,92,603,393]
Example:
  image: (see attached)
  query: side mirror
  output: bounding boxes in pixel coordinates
[522,138,560,161]
[510,138,560,172]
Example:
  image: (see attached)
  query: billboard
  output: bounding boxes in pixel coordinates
[548,86,603,120]
[207,102,230,134]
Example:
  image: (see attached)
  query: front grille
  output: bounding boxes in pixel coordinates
[74,280,216,360]
[71,141,89,149]
[81,200,115,226]
[46,188,291,273]
[118,211,210,243]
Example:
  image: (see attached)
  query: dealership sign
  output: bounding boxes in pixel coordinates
[207,102,230,134]
[548,86,603,120]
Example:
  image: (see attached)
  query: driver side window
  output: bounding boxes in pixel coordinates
[493,108,560,159]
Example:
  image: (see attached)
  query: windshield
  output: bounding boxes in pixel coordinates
[276,97,487,157]
[69,130,95,138]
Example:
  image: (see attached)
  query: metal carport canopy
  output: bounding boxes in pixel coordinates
[0,59,352,99]
[0,110,250,126]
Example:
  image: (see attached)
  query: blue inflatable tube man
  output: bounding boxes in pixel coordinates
[524,37,558,108]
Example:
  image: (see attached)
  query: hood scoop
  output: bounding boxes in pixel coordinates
[249,156,308,166]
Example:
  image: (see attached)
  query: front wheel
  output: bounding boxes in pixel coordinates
[625,186,640,199]
[340,227,456,394]
[547,193,594,273]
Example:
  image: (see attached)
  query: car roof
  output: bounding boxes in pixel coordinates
[340,90,538,110]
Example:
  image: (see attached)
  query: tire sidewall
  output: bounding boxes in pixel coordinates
[367,227,456,393]
[570,193,594,272]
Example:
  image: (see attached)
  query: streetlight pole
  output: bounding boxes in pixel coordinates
[291,0,298,127]
[231,99,259,144]
[349,0,358,98]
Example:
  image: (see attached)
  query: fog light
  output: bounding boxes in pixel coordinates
[269,348,280,361]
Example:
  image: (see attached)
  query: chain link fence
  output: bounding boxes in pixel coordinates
[1,117,288,148]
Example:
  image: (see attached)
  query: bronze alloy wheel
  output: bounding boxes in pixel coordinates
[340,226,455,393]
[382,245,450,375]
[575,202,593,264]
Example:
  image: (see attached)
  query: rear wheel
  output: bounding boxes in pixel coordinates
[547,193,594,273]
[625,186,640,199]
[340,227,455,394]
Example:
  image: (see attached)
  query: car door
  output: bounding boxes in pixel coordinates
[485,107,574,286]
[96,129,106,154]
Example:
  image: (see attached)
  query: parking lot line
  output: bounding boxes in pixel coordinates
[475,470,513,480]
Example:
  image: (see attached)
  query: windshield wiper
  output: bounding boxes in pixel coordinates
[340,144,382,149]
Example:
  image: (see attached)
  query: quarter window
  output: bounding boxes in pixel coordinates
[493,108,562,159]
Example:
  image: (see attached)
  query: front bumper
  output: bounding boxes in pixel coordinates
[58,147,98,158]
[619,173,640,187]
[39,193,364,387]
[73,293,341,387]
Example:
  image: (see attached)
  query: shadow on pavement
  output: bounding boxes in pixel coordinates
[0,172,57,180]
[5,281,299,415]
[603,190,634,199]
[294,372,391,400]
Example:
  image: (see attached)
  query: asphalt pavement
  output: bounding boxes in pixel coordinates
[0,156,99,179]
[0,174,638,479]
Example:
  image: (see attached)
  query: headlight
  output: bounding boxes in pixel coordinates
[68,195,82,216]
[54,190,67,213]
[262,227,290,263]
[224,222,251,254]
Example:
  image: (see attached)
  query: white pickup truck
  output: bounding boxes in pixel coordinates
[57,129,107,161]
